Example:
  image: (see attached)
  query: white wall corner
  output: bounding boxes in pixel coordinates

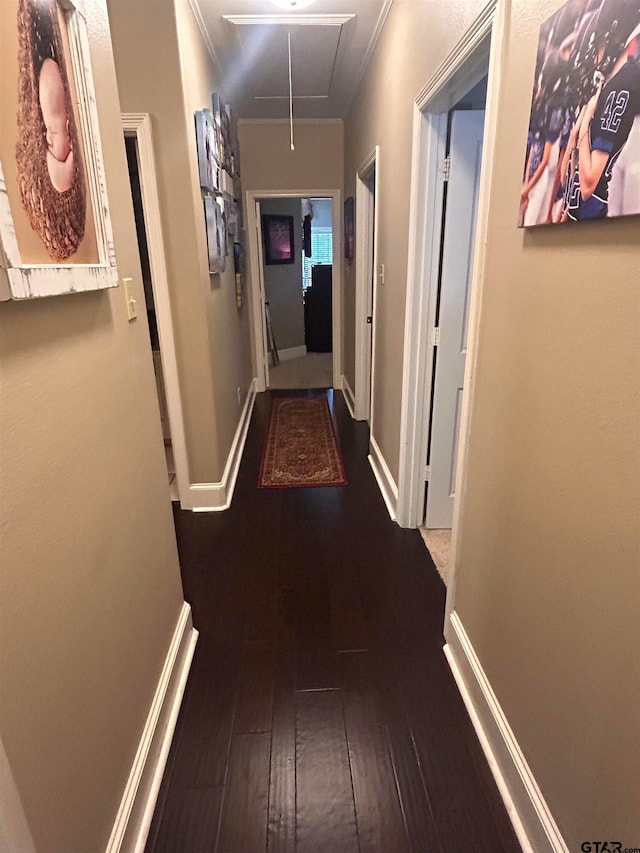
[0,740,36,853]
[184,380,257,512]
[444,611,569,853]
[367,433,398,522]
[106,602,198,853]
[341,376,356,419]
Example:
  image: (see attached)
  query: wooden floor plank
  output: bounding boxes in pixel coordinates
[267,619,296,853]
[233,641,276,734]
[151,786,223,853]
[292,526,341,692]
[341,651,410,852]
[402,655,522,853]
[295,691,359,853]
[372,650,442,852]
[216,733,271,853]
[147,390,521,853]
[165,638,239,789]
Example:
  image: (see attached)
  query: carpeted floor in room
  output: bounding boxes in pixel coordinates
[268,352,333,390]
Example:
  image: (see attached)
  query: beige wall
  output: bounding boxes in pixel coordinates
[0,1,185,850]
[261,198,305,351]
[238,121,343,377]
[344,0,489,474]
[239,121,344,192]
[454,0,640,846]
[109,0,253,483]
[108,0,218,480]
[173,0,254,465]
[345,0,640,848]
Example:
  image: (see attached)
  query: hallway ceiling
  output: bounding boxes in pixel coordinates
[192,0,393,119]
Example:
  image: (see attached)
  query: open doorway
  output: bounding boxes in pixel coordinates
[124,136,176,498]
[419,78,487,582]
[354,148,379,424]
[122,114,188,507]
[246,189,343,395]
[261,197,334,390]
[396,5,501,595]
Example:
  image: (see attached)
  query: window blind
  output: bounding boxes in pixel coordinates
[303,228,333,292]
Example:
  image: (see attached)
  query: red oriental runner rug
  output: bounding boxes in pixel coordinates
[258,397,348,489]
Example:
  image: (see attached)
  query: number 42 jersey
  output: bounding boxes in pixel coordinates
[568,56,640,220]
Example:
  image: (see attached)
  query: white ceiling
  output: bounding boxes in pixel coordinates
[191,0,394,119]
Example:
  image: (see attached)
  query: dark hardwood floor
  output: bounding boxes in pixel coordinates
[146,389,521,853]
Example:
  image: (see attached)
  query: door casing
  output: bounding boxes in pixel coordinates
[396,0,506,622]
[354,147,379,424]
[425,108,486,530]
[122,113,190,507]
[245,189,343,393]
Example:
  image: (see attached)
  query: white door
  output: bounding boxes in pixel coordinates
[254,200,270,388]
[426,109,485,529]
[365,172,376,423]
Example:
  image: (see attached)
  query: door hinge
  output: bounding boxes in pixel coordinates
[366,315,373,324]
[430,327,441,347]
[443,156,451,182]
[423,464,431,482]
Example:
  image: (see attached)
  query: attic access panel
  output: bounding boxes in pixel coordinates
[235,24,342,100]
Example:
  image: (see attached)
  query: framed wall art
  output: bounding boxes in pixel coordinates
[194,109,221,192]
[261,214,294,265]
[204,195,225,274]
[519,0,640,227]
[344,196,355,260]
[0,0,117,300]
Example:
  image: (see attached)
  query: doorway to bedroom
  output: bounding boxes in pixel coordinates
[259,196,334,390]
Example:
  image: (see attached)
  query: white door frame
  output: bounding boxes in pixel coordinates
[122,113,189,506]
[354,147,380,423]
[396,0,506,592]
[245,189,343,393]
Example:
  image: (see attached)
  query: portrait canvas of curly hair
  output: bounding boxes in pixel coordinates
[0,0,101,270]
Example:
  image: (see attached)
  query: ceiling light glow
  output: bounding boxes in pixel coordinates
[271,0,316,9]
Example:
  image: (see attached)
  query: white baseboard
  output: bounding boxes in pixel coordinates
[444,611,568,853]
[367,433,398,522]
[184,380,256,512]
[341,376,356,419]
[278,345,307,362]
[107,602,198,853]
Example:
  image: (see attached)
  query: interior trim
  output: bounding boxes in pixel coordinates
[368,433,398,522]
[223,14,354,26]
[121,113,191,510]
[444,611,569,853]
[185,380,257,512]
[106,603,198,853]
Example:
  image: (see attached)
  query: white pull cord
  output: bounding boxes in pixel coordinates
[288,31,295,150]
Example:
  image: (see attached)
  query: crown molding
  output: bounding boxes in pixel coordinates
[345,0,394,116]
[238,117,343,125]
[253,95,329,100]
[223,13,354,26]
[188,0,223,73]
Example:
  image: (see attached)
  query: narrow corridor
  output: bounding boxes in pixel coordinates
[146,390,521,852]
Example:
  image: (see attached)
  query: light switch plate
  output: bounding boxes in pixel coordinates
[122,277,137,321]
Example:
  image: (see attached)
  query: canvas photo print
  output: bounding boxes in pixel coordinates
[195,109,221,192]
[204,195,225,275]
[0,0,99,263]
[519,0,640,226]
[262,214,294,265]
